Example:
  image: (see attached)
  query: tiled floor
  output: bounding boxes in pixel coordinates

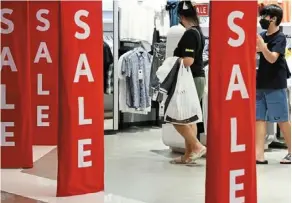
[1,128,291,203]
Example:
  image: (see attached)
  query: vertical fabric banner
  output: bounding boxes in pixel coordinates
[206,1,257,203]
[29,2,59,145]
[1,2,33,168]
[57,1,104,196]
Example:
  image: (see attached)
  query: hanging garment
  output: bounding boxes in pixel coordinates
[119,46,153,112]
[122,48,153,109]
[103,41,114,94]
[118,51,151,114]
[103,34,113,54]
[166,0,179,27]
[203,37,209,67]
[154,9,171,36]
[152,28,160,47]
[119,0,155,44]
[149,42,166,92]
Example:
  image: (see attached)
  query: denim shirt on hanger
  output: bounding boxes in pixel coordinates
[166,0,179,27]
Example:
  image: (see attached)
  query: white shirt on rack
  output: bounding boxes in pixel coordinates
[118,51,151,114]
[142,0,170,36]
[119,0,155,44]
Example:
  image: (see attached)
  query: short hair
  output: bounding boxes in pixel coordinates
[259,4,283,26]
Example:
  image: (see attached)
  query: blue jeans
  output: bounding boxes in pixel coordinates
[256,89,289,122]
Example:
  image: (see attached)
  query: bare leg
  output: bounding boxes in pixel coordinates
[190,123,205,153]
[173,124,196,159]
[256,120,267,161]
[185,140,192,155]
[184,124,196,155]
[278,121,291,153]
[173,124,205,159]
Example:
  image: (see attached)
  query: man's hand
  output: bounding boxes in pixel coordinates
[256,46,261,53]
[256,34,280,64]
[256,34,267,52]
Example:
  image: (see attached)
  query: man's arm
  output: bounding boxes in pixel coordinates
[257,34,286,64]
[261,44,280,64]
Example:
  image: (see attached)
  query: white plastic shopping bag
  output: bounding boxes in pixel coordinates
[164,61,202,125]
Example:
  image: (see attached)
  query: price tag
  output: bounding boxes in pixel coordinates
[138,69,143,80]
[152,90,158,101]
[159,103,165,117]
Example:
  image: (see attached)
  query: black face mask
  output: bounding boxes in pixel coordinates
[259,18,271,30]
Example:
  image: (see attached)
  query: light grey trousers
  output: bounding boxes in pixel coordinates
[194,77,206,101]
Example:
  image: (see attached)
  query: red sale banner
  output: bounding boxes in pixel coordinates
[29,2,59,145]
[1,2,33,168]
[206,1,257,203]
[57,2,104,196]
[195,4,209,17]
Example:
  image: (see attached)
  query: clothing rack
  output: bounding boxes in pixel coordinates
[118,39,156,129]
[117,2,168,130]
[120,39,144,48]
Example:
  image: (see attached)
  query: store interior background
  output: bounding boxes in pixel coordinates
[1,0,291,203]
[103,0,114,131]
[102,0,291,202]
[98,0,291,201]
[102,0,291,150]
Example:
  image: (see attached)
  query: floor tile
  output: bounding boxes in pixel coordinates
[1,129,291,203]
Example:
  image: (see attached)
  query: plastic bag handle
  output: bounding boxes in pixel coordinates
[179,59,190,74]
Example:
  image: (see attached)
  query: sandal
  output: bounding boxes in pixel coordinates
[170,156,196,165]
[190,147,207,162]
[280,153,291,164]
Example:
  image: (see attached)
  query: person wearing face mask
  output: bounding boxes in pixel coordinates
[256,4,291,164]
[175,1,206,102]
[169,0,206,164]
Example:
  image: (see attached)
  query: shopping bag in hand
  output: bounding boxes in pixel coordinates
[164,61,202,125]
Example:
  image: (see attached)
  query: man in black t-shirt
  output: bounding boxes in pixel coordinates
[256,4,291,164]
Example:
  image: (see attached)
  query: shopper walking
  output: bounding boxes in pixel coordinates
[256,4,291,164]
[170,1,206,164]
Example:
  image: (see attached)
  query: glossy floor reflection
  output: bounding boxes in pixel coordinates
[1,128,291,203]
